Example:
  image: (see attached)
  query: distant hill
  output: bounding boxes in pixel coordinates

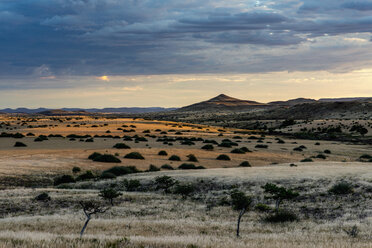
[269,98,317,106]
[178,94,267,111]
[319,97,372,102]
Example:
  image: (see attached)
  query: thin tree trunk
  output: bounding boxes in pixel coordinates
[236,208,246,237]
[275,199,281,211]
[80,216,91,237]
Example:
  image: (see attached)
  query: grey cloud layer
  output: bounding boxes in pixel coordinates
[1,0,372,88]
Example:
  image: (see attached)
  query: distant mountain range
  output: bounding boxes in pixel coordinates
[1,94,371,115]
[0,107,176,115]
[177,94,372,112]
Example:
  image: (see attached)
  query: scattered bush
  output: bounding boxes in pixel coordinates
[113,143,131,149]
[264,210,298,223]
[93,154,121,163]
[147,164,160,172]
[35,192,51,201]
[255,203,271,212]
[216,154,231,161]
[102,166,139,176]
[169,155,181,161]
[158,150,168,156]
[99,187,122,206]
[201,144,214,150]
[124,152,145,160]
[161,164,174,170]
[123,179,141,191]
[54,175,75,186]
[14,141,27,147]
[324,149,331,154]
[329,181,353,195]
[187,154,198,162]
[154,175,177,193]
[178,163,197,169]
[231,148,245,154]
[255,144,268,149]
[76,170,95,181]
[315,154,327,159]
[239,161,251,167]
[100,172,117,179]
[173,184,194,198]
[88,152,102,160]
[72,166,81,174]
[300,158,313,162]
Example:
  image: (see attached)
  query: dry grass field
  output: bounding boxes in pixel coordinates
[0,115,371,247]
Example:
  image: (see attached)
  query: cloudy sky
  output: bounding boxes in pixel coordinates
[1,0,372,108]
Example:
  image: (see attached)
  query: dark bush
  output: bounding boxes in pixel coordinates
[178,163,197,169]
[102,166,139,176]
[124,152,144,160]
[14,141,27,147]
[300,158,313,162]
[123,179,141,191]
[155,175,177,192]
[93,154,121,163]
[147,164,160,172]
[158,150,168,156]
[76,170,95,181]
[255,144,268,149]
[88,152,102,160]
[240,147,251,153]
[216,154,231,160]
[54,175,75,186]
[169,155,181,161]
[324,149,331,154]
[255,203,271,212]
[329,182,353,195]
[35,192,51,201]
[239,161,251,167]
[173,184,194,198]
[231,148,245,154]
[113,143,131,149]
[201,144,214,150]
[72,166,81,174]
[187,154,198,162]
[100,172,117,179]
[264,210,298,223]
[315,154,327,159]
[161,164,174,170]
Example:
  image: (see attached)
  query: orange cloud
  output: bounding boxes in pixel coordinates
[97,75,110,82]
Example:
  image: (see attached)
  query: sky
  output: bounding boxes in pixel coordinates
[1,0,372,108]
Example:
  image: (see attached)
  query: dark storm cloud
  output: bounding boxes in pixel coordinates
[1,0,372,89]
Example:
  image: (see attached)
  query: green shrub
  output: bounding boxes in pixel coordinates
[72,166,81,174]
[231,148,245,154]
[148,164,160,172]
[173,184,194,198]
[14,142,27,147]
[161,164,174,170]
[93,154,121,163]
[178,163,197,169]
[216,154,231,160]
[169,155,181,161]
[35,192,51,201]
[99,187,122,206]
[123,179,141,191]
[113,143,131,149]
[158,150,168,156]
[255,144,268,149]
[239,161,251,167]
[54,175,75,186]
[240,147,251,152]
[264,210,298,223]
[155,175,177,193]
[201,144,214,150]
[102,166,139,176]
[315,154,327,159]
[329,182,353,195]
[255,203,271,212]
[300,158,313,162]
[100,172,117,179]
[88,152,102,160]
[187,154,198,162]
[76,170,95,181]
[124,152,144,160]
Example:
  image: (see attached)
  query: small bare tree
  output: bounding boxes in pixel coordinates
[262,183,299,211]
[230,190,253,237]
[79,201,109,237]
[99,187,122,206]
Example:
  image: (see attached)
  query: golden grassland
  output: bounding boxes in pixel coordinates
[0,116,371,247]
